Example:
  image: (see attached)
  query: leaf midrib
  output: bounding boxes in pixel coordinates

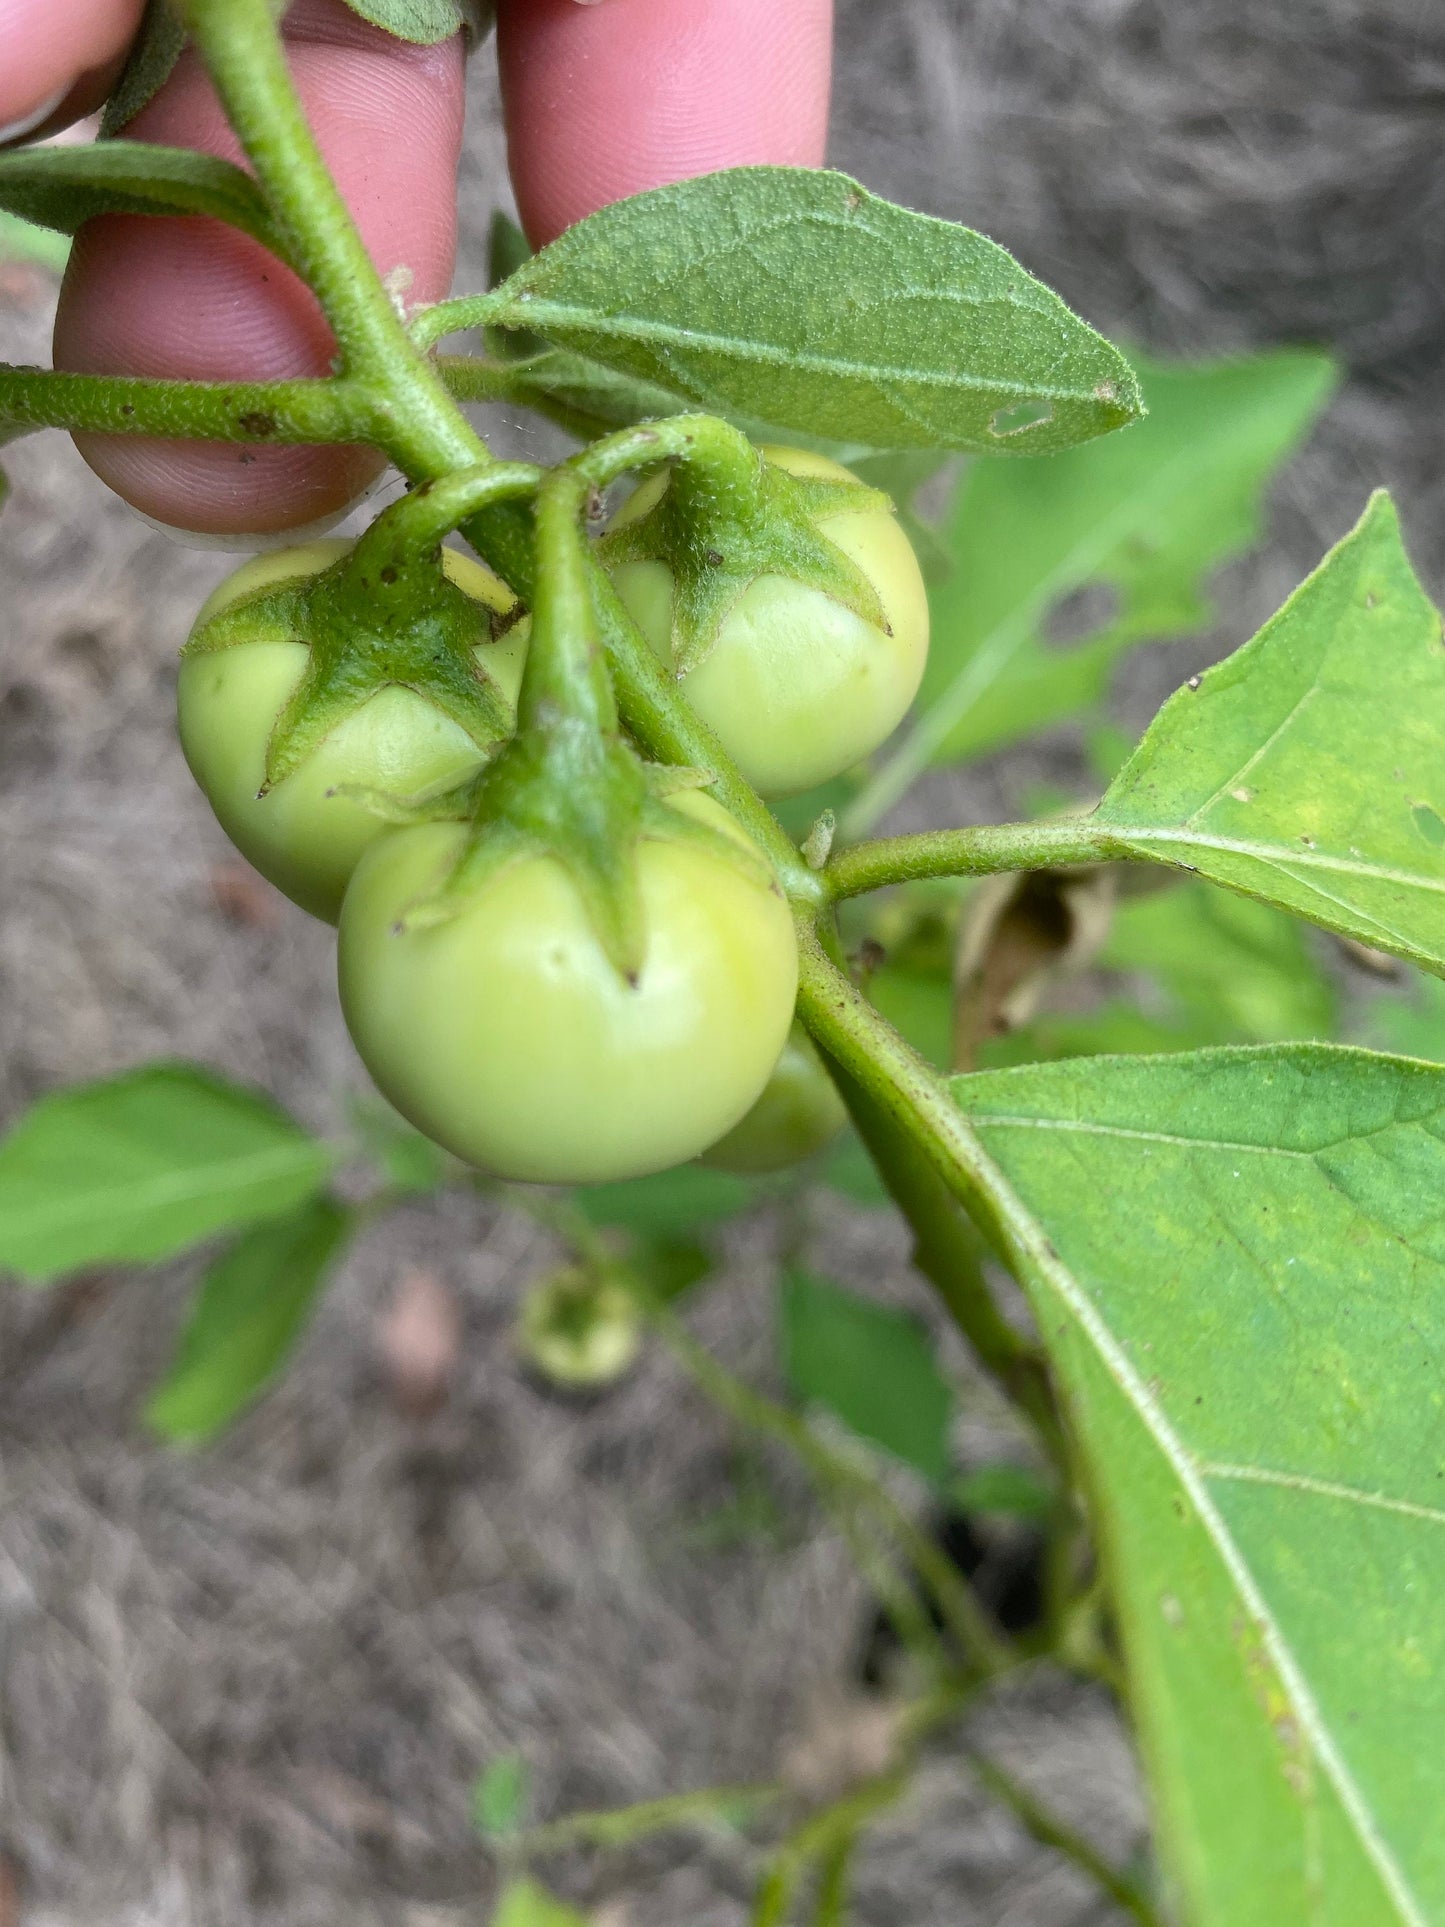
[0,1141,326,1245]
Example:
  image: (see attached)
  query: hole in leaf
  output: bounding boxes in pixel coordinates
[989,398,1054,438]
[1042,579,1122,650]
[1412,803,1445,847]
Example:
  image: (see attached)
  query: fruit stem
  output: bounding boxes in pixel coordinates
[520,465,618,738]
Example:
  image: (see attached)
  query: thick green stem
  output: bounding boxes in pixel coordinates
[824,818,1118,902]
[522,467,617,734]
[177,0,485,479]
[0,366,374,443]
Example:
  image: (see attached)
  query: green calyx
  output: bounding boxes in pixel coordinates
[388,463,779,983]
[598,430,892,676]
[183,462,540,794]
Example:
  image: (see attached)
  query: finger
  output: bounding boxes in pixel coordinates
[497,0,833,248]
[52,0,466,537]
[0,0,142,143]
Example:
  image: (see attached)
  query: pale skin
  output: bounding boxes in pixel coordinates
[0,0,834,535]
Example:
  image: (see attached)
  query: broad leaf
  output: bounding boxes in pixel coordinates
[482,168,1141,454]
[779,1268,953,1483]
[0,1063,333,1284]
[0,143,287,258]
[954,1044,1445,1924]
[844,348,1336,828]
[147,1196,350,1443]
[1095,492,1445,976]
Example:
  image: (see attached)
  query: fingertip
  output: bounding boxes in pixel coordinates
[52,0,466,536]
[0,0,142,142]
[497,0,833,247]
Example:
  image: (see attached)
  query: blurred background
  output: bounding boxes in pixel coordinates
[1,1,1443,1921]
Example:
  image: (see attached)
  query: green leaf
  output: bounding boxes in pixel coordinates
[100,0,188,136]
[0,142,287,258]
[778,1268,953,1483]
[484,167,1141,454]
[951,1463,1054,1521]
[488,208,532,288]
[1103,881,1337,1045]
[846,347,1336,827]
[473,1754,530,1838]
[0,1063,333,1284]
[577,1163,760,1239]
[1094,491,1445,976]
[146,1196,350,1443]
[492,1879,588,1927]
[0,210,70,273]
[341,0,491,42]
[954,1043,1445,1924]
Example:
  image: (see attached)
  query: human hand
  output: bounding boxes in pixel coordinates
[0,0,833,536]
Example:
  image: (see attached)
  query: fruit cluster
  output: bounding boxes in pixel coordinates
[178,444,928,1185]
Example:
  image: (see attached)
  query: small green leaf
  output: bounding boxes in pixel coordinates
[488,209,532,287]
[146,1196,350,1443]
[577,1163,760,1238]
[1095,491,1445,976]
[779,1268,953,1483]
[473,1754,530,1838]
[341,0,491,43]
[0,1063,333,1285]
[100,0,188,136]
[484,167,1141,454]
[846,347,1336,826]
[493,1879,588,1927]
[0,142,287,258]
[1366,970,1445,1062]
[954,1044,1445,1923]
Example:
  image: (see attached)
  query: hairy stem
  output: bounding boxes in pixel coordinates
[968,1750,1164,1927]
[177,0,486,478]
[824,818,1120,902]
[0,366,375,443]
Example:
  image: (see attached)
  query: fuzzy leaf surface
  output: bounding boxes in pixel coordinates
[0,142,285,256]
[483,167,1141,453]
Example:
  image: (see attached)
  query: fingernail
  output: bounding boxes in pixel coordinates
[0,85,71,148]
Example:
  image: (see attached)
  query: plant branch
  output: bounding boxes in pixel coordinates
[968,1750,1164,1927]
[823,818,1120,902]
[0,366,375,444]
[649,1303,1010,1678]
[176,0,484,478]
[513,1781,782,1858]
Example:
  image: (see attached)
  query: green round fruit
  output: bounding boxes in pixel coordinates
[177,540,525,922]
[700,1022,847,1172]
[337,791,799,1185]
[607,447,929,797]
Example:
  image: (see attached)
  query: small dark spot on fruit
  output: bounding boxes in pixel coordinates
[119,403,135,418]
[380,565,398,585]
[706,549,725,567]
[237,410,277,437]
